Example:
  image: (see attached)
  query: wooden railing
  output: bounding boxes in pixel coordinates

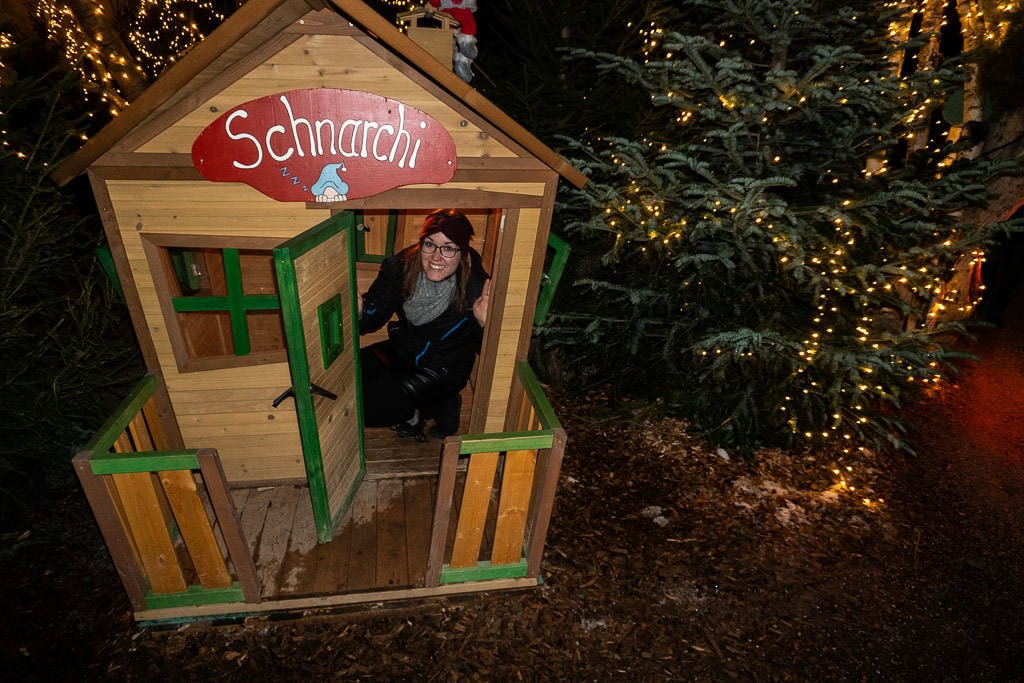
[425,361,567,586]
[73,375,259,612]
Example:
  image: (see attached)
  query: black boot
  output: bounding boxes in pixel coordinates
[393,411,426,439]
[428,394,461,438]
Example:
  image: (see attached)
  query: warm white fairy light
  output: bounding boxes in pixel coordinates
[598,1,1021,450]
[128,1,225,79]
[28,0,231,121]
[0,32,12,86]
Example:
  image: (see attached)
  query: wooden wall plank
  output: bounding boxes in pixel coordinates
[111,471,188,593]
[158,469,234,588]
[449,452,499,569]
[467,209,515,434]
[485,208,542,432]
[489,450,537,565]
[138,35,518,160]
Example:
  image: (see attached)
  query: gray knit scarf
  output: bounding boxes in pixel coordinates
[403,270,457,326]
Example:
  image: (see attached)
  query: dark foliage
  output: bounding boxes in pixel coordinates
[0,70,142,531]
[538,0,1023,452]
[977,7,1024,117]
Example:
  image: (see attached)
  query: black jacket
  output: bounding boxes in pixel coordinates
[359,246,489,388]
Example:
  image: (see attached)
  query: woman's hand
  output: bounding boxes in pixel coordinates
[473,279,491,326]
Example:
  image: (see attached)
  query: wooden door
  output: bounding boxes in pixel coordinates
[274,212,364,543]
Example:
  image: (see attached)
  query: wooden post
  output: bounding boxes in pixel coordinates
[524,427,567,577]
[72,453,149,611]
[196,449,261,603]
[425,437,461,587]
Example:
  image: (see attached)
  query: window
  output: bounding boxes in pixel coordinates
[146,236,287,373]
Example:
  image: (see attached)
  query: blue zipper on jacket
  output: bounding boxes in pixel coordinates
[414,317,469,366]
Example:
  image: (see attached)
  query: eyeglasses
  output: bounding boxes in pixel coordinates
[420,239,460,259]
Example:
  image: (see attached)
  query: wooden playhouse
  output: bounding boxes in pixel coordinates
[53,0,586,624]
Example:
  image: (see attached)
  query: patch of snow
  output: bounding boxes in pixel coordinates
[732,476,790,498]
[640,505,663,518]
[818,489,840,505]
[775,500,808,527]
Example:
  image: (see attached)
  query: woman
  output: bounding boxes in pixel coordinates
[358,209,490,437]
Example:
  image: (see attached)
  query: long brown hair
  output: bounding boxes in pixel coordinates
[400,210,475,314]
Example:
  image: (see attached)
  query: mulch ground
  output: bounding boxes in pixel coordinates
[4,303,1024,680]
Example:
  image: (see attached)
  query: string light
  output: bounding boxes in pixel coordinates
[128,1,226,80]
[587,1,1022,450]
[25,0,230,122]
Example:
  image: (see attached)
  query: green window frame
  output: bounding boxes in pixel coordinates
[145,236,289,374]
[170,247,281,357]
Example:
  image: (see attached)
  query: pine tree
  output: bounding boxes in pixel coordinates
[545,0,1022,453]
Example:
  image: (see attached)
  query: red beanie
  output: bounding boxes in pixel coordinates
[420,209,474,254]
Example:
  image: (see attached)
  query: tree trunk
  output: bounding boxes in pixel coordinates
[64,0,149,106]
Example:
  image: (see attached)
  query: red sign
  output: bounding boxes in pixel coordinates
[191,89,457,202]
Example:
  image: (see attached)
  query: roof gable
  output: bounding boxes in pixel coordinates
[52,0,586,189]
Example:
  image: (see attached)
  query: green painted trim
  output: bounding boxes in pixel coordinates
[534,232,571,326]
[239,296,282,310]
[459,431,554,455]
[440,560,529,584]
[80,376,157,454]
[515,362,563,430]
[222,249,250,356]
[167,247,283,358]
[95,242,124,301]
[275,240,332,542]
[275,212,363,544]
[346,220,368,474]
[281,213,348,258]
[171,294,280,312]
[144,583,246,610]
[89,450,200,475]
[331,468,365,531]
[317,294,344,370]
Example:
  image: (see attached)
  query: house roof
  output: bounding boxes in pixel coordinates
[51,0,587,189]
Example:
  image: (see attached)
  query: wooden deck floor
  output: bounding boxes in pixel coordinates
[228,383,497,600]
[232,476,437,598]
[230,417,478,599]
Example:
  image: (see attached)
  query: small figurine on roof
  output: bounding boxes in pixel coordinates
[428,0,478,82]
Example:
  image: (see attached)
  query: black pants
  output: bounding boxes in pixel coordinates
[359,341,462,428]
